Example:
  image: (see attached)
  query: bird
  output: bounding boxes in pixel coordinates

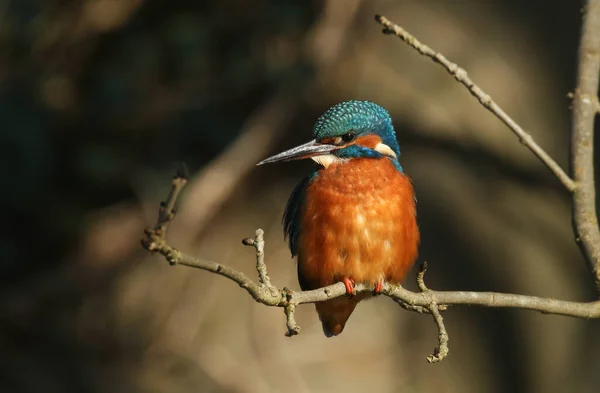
[257,100,419,337]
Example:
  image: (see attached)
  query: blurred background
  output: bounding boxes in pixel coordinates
[1,0,599,392]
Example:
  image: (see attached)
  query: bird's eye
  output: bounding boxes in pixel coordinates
[341,132,356,143]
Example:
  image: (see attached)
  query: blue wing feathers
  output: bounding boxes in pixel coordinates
[282,173,314,257]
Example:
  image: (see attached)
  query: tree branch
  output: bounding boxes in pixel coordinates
[374,14,576,193]
[428,304,449,364]
[415,262,449,363]
[142,170,600,363]
[571,0,600,294]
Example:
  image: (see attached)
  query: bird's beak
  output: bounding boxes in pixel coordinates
[257,139,335,165]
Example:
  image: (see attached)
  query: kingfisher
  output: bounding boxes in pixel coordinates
[258,101,419,337]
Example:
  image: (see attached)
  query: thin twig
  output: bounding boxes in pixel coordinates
[417,261,429,292]
[415,261,449,363]
[571,0,600,294]
[252,229,274,288]
[243,229,279,299]
[157,163,188,234]
[374,14,576,193]
[142,170,600,363]
[283,290,300,337]
[427,305,449,363]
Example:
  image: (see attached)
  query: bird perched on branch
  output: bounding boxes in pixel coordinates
[258,101,419,337]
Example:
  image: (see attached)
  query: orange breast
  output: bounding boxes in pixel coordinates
[298,158,419,289]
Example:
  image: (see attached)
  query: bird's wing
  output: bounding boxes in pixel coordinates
[282,172,315,257]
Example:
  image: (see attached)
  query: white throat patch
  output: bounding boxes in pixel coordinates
[374,143,397,158]
[311,155,347,168]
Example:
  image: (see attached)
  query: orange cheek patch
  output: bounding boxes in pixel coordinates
[351,134,381,149]
[318,134,382,148]
[319,137,338,145]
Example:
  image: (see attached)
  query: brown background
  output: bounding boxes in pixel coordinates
[1,1,598,392]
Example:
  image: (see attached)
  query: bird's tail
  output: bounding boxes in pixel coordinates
[316,296,362,337]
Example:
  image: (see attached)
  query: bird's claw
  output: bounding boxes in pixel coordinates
[342,277,356,297]
[373,279,384,295]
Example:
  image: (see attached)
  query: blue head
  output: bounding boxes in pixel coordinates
[257,101,402,170]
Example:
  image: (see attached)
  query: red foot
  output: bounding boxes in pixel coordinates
[373,279,384,295]
[342,277,356,297]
